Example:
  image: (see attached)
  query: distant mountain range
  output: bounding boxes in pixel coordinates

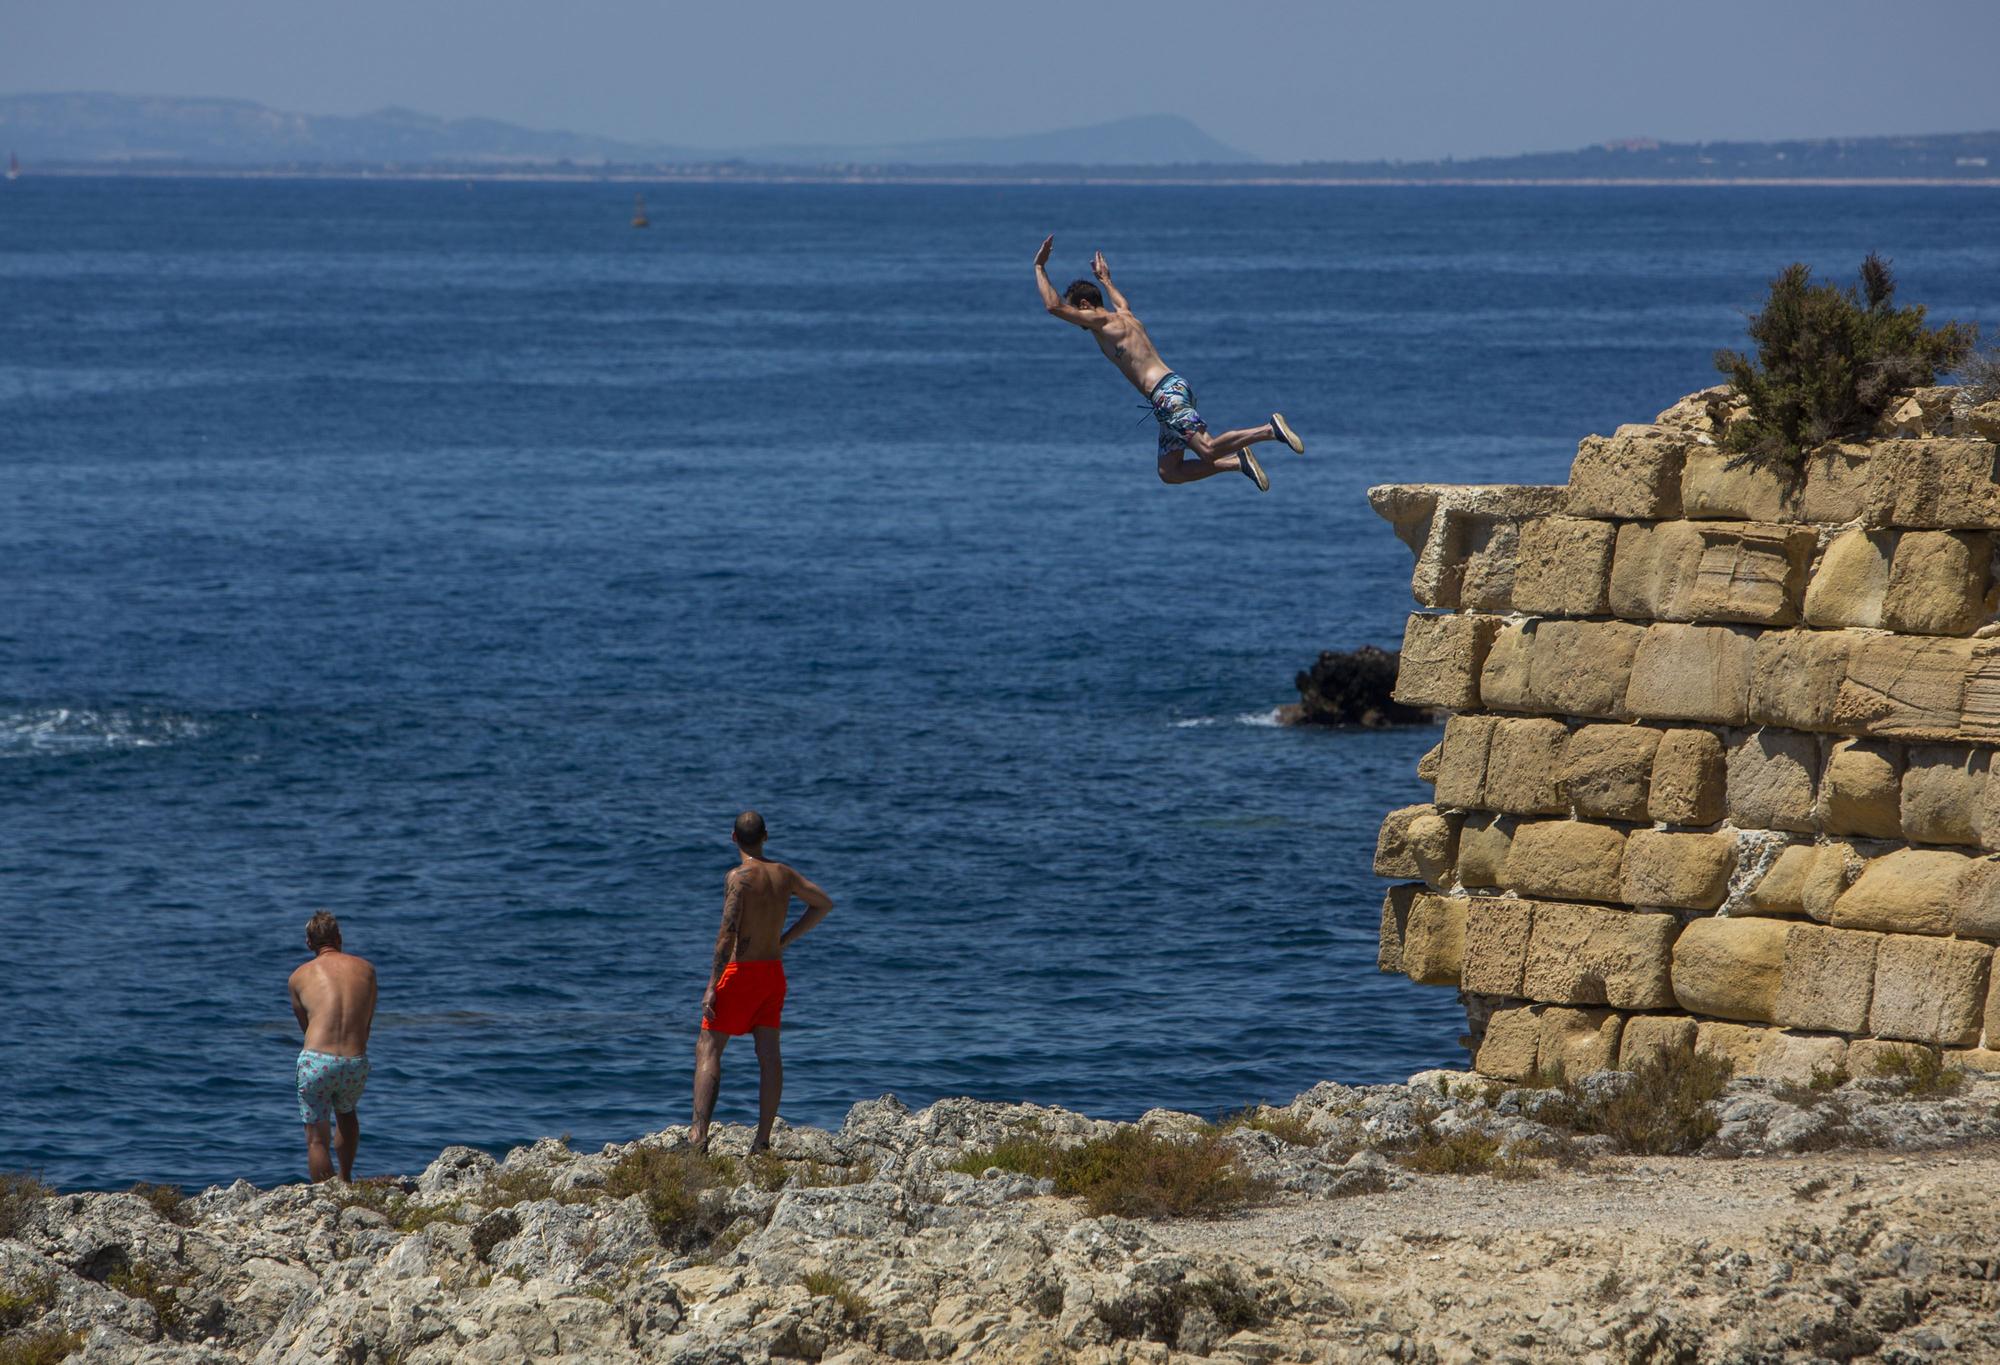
[3,93,1996,181]
[0,94,1250,168]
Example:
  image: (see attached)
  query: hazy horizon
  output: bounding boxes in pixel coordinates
[8,0,1999,164]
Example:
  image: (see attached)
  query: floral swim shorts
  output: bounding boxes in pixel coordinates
[1148,372,1208,455]
[296,1050,370,1126]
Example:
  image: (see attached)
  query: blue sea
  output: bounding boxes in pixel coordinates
[4,178,1998,1190]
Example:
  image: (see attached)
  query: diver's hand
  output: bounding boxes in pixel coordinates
[1034,235,1054,268]
[1092,250,1110,280]
[701,987,717,1023]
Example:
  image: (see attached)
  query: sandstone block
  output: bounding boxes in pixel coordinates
[1829,846,1973,936]
[1875,386,1959,439]
[1474,1004,1544,1081]
[1961,639,2000,745]
[1801,443,1884,525]
[1374,804,1462,885]
[1954,861,2000,942]
[1529,620,1643,721]
[1619,830,1736,910]
[1773,923,1880,1034]
[1966,401,2000,443]
[1802,841,1866,923]
[1848,1038,1940,1078]
[1520,901,1679,1009]
[1456,813,1514,889]
[1456,516,1523,612]
[1695,1021,1780,1076]
[1560,724,1660,822]
[1626,623,1755,725]
[1567,425,1687,520]
[1483,718,1571,816]
[1801,530,1892,629]
[1681,524,1816,625]
[1882,531,1991,635]
[1478,620,1538,713]
[1618,1013,1697,1068]
[1649,728,1727,826]
[1379,884,1419,973]
[1899,744,1988,847]
[1945,1048,2000,1074]
[1374,484,1590,610]
[1680,448,1803,522]
[1875,438,2000,529]
[1417,740,1442,786]
[1434,713,1500,809]
[1401,892,1469,987]
[1833,634,1973,741]
[1989,967,2000,1049]
[1726,728,1822,833]
[1671,916,1790,1022]
[1462,897,1536,997]
[1511,517,1616,617]
[1743,844,1819,917]
[1748,629,1854,732]
[1868,933,1992,1047]
[1538,1007,1625,1079]
[1502,820,1629,904]
[1751,1032,1850,1084]
[1607,520,1703,620]
[1820,739,1905,838]
[1394,612,1501,711]
[1655,386,1732,438]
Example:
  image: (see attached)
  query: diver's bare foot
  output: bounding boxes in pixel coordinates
[1240,449,1269,492]
[1271,413,1304,454]
[747,1140,771,1156]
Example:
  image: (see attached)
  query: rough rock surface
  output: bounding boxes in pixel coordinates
[1283,646,1435,728]
[10,1075,2000,1365]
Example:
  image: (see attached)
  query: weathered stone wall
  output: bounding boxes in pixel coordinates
[1373,384,2000,1082]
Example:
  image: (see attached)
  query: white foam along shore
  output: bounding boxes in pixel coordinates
[6,1063,2000,1363]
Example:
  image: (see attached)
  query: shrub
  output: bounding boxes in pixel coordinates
[0,1175,51,1241]
[801,1270,869,1325]
[1868,1047,1965,1098]
[0,1331,82,1365]
[1954,347,2000,403]
[127,1184,188,1225]
[953,1128,1266,1220]
[337,1178,466,1234]
[1535,1051,1734,1155]
[1716,253,1976,466]
[1215,1106,1317,1147]
[0,1275,57,1332]
[1397,1125,1543,1179]
[603,1148,737,1247]
[106,1262,186,1339]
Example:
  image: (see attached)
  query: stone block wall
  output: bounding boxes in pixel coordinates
[1373,384,2000,1082]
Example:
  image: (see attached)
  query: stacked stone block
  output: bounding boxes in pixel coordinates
[1372,385,2000,1082]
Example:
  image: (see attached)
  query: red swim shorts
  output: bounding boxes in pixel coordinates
[703,959,786,1035]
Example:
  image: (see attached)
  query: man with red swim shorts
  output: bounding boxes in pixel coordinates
[690,810,834,1154]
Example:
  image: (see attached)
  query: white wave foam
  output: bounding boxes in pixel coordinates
[0,707,211,758]
[1173,708,1286,730]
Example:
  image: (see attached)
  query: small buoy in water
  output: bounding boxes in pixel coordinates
[631,193,650,229]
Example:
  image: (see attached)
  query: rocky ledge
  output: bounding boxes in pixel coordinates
[4,1067,2000,1364]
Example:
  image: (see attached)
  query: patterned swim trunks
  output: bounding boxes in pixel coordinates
[1148,372,1208,456]
[296,1050,370,1125]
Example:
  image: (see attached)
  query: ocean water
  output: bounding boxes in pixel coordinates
[4,178,1998,1190]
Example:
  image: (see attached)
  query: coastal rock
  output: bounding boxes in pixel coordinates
[1284,644,1434,727]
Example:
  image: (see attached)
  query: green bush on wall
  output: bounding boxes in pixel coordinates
[1716,253,1976,467]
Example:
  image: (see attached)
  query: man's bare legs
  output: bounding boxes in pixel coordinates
[751,1027,782,1154]
[691,1029,726,1152]
[334,1111,360,1182]
[1157,422,1283,485]
[303,1122,334,1183]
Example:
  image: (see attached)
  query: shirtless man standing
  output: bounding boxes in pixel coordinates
[1035,235,1304,491]
[690,811,834,1154]
[287,911,378,1183]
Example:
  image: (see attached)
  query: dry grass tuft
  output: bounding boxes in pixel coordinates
[127,1183,189,1225]
[1534,1051,1734,1156]
[603,1147,738,1247]
[951,1127,1267,1220]
[0,1175,51,1242]
[0,1331,83,1365]
[1215,1106,1318,1146]
[1868,1048,1965,1099]
[801,1270,869,1324]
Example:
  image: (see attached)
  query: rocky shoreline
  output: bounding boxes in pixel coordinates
[5,1066,2000,1364]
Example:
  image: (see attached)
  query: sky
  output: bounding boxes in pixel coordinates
[6,0,1999,163]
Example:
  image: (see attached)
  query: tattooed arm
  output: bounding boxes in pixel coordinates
[778,867,833,950]
[702,870,745,1022]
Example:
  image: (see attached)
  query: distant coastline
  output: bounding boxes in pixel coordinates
[16,166,2000,188]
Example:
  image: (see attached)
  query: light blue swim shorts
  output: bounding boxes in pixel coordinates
[296,1050,370,1126]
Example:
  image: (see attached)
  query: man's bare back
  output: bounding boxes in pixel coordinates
[289,949,377,1056]
[719,858,806,962]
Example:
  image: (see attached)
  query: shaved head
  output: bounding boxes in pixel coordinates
[733,810,767,851]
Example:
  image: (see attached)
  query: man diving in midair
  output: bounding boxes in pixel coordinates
[1035,235,1304,492]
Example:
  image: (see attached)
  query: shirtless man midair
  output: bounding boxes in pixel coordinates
[1035,235,1304,492]
[690,811,834,1155]
[288,911,378,1183]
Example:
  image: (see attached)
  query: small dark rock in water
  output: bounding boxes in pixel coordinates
[1282,645,1435,728]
